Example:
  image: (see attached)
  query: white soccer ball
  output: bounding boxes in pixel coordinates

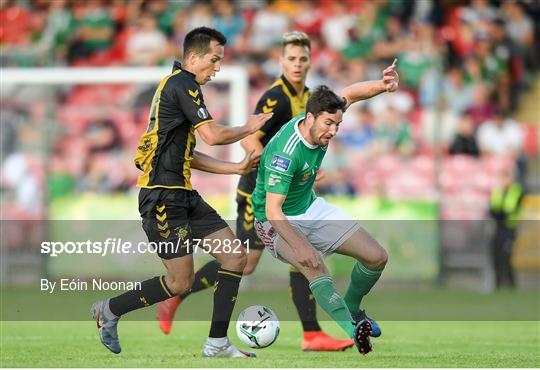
[236,305,280,348]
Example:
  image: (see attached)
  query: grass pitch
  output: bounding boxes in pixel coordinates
[1,287,539,367]
[1,320,539,367]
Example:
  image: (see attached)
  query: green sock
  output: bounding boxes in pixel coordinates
[344,262,382,315]
[309,275,354,338]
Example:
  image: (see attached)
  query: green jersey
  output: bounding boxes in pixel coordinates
[252,114,326,222]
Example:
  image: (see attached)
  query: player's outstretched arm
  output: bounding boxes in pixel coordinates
[191,150,260,175]
[240,131,265,158]
[197,113,273,145]
[266,192,322,269]
[341,58,399,109]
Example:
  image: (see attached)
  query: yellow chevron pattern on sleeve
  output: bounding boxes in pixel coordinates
[188,89,199,98]
[266,98,277,107]
[262,105,273,113]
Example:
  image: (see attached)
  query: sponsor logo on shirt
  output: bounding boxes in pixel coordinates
[271,155,291,171]
[268,173,282,186]
[197,107,208,119]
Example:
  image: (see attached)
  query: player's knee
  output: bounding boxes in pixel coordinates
[375,248,388,269]
[222,247,247,271]
[243,262,257,276]
[300,264,325,280]
[166,273,194,295]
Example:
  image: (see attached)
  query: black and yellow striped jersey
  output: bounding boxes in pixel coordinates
[237,75,310,193]
[134,61,213,190]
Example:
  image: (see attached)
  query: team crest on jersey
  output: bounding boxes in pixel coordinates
[271,155,291,171]
[301,170,312,182]
[197,107,208,119]
[138,137,152,152]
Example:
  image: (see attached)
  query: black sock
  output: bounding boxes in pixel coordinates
[109,276,173,317]
[209,268,243,338]
[180,260,220,300]
[290,268,321,332]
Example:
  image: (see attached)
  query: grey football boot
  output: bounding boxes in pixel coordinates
[90,299,121,354]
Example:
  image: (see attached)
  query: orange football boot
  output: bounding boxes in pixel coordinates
[157,295,181,334]
[301,331,355,351]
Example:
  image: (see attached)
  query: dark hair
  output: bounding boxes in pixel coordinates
[183,27,227,59]
[306,86,346,118]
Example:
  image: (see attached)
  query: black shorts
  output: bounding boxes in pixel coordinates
[139,188,229,259]
[236,190,265,251]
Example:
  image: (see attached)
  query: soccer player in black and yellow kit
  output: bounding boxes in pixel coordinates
[157,31,355,351]
[91,27,272,358]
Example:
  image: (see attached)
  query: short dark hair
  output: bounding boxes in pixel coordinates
[306,86,346,118]
[183,27,227,59]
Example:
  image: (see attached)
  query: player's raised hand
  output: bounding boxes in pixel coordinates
[237,150,261,175]
[382,58,399,92]
[246,113,273,134]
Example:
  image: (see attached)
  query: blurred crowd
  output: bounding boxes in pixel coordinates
[1,0,539,219]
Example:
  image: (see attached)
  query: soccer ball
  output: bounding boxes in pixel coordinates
[236,305,280,348]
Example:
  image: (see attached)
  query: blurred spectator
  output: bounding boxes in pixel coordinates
[373,106,415,158]
[1,9,52,66]
[488,168,524,289]
[1,0,538,209]
[67,0,114,63]
[321,1,355,52]
[442,66,474,114]
[465,83,496,127]
[449,113,480,157]
[463,56,485,84]
[0,0,32,47]
[248,0,289,56]
[144,0,181,37]
[169,10,187,57]
[1,153,43,215]
[48,152,76,201]
[461,0,499,24]
[184,1,214,32]
[501,1,537,87]
[395,21,436,90]
[340,105,376,158]
[373,15,406,62]
[502,1,534,51]
[477,110,523,157]
[213,0,245,48]
[477,109,526,184]
[292,0,322,37]
[78,154,116,193]
[126,12,167,66]
[316,138,355,196]
[84,119,123,155]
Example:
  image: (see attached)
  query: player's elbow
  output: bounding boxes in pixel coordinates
[198,125,222,146]
[200,132,219,146]
[265,204,280,221]
[240,137,250,150]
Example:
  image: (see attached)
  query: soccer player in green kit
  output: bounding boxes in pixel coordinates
[252,59,399,354]
[157,30,355,352]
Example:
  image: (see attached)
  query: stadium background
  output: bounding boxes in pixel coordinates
[2,0,539,286]
[1,0,539,367]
